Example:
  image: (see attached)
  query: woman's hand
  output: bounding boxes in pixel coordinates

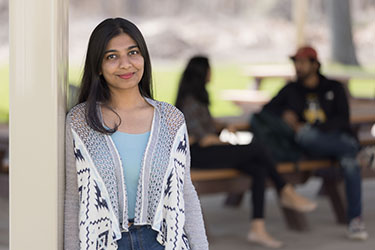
[199,134,223,147]
[188,135,197,145]
[226,122,250,133]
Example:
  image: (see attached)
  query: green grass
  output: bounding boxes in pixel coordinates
[68,63,249,117]
[0,64,9,123]
[151,63,375,117]
[69,66,83,86]
[152,64,248,117]
[1,62,374,123]
[207,65,249,116]
[323,63,375,98]
[348,78,375,97]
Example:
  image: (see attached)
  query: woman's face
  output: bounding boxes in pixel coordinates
[101,33,144,94]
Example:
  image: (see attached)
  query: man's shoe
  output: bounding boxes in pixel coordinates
[358,146,375,170]
[348,217,369,240]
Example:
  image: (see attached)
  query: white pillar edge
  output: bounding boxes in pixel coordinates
[9,0,68,249]
[293,0,308,47]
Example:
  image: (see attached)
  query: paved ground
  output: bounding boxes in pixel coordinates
[0,174,374,249]
[202,178,375,250]
[0,174,8,250]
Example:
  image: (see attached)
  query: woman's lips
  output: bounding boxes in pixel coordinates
[118,73,134,79]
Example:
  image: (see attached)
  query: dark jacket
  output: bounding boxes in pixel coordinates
[263,74,352,134]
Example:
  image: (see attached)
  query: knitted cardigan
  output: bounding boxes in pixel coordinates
[64,99,209,250]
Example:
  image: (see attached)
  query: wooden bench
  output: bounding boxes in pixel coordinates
[0,150,8,174]
[191,149,375,232]
[191,159,337,231]
[0,124,9,174]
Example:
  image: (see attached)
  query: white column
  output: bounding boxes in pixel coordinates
[9,0,68,249]
[293,0,308,47]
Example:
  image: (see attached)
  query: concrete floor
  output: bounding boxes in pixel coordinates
[0,174,8,250]
[0,175,374,250]
[202,178,375,250]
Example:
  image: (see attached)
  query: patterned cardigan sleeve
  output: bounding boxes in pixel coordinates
[64,118,80,250]
[182,125,209,250]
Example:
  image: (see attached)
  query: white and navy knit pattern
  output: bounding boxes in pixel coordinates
[155,127,191,249]
[66,99,208,250]
[69,104,124,221]
[72,130,121,250]
[135,102,185,223]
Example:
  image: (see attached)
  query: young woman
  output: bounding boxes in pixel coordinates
[64,18,208,250]
[175,56,317,248]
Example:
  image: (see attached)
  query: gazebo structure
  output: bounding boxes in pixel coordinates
[8,0,372,249]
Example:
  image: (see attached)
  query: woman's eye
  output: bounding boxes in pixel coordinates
[128,50,140,56]
[106,54,117,60]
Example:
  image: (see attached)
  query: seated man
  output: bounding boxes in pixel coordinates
[261,46,368,240]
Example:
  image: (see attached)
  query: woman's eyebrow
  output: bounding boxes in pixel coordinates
[104,45,139,54]
[127,45,139,50]
[104,49,117,54]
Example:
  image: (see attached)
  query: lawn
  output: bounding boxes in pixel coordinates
[0,64,9,123]
[151,62,375,117]
[1,62,374,123]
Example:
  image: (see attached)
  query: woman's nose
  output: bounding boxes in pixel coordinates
[119,55,131,69]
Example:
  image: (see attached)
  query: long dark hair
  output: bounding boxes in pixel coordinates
[175,56,210,111]
[78,18,153,134]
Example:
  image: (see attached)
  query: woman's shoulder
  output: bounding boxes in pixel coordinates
[151,99,185,125]
[66,102,87,126]
[149,99,181,117]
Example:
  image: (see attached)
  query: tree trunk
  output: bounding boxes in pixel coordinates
[326,0,359,65]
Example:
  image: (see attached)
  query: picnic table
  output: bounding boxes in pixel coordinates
[243,64,375,98]
[220,90,375,126]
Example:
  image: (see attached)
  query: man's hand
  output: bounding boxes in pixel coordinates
[282,110,304,132]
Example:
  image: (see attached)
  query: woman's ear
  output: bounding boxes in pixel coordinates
[206,69,211,83]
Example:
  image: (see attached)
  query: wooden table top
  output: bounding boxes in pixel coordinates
[243,65,375,81]
[220,90,375,125]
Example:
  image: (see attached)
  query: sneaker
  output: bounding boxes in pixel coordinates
[358,146,375,170]
[248,232,284,248]
[348,217,369,240]
[280,184,317,213]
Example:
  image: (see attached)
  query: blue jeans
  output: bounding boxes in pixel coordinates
[296,125,362,221]
[117,225,164,250]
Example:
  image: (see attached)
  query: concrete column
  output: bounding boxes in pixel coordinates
[293,0,308,47]
[9,0,68,249]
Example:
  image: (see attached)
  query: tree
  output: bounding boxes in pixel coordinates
[326,0,359,65]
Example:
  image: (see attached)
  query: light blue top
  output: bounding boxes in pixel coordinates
[111,130,150,219]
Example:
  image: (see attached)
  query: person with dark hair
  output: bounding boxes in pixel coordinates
[175,55,317,249]
[64,18,208,250]
[262,46,368,240]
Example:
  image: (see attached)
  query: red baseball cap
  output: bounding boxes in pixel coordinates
[290,46,318,61]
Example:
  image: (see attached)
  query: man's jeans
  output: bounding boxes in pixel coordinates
[296,125,362,221]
